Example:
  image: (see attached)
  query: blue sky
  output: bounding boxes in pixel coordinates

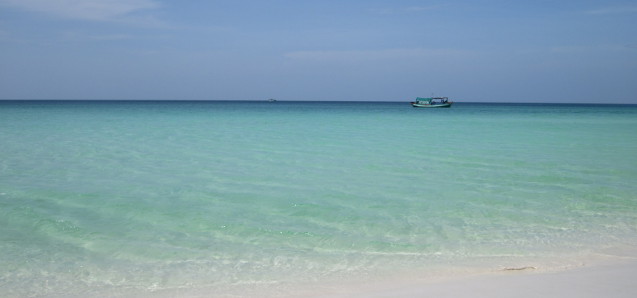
[1,0,636,102]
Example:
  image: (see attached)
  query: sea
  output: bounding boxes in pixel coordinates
[1,100,636,297]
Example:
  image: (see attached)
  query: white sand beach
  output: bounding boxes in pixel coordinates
[359,263,635,298]
[325,254,637,298]
[116,256,637,298]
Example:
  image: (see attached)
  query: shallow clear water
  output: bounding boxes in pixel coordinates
[1,101,637,296]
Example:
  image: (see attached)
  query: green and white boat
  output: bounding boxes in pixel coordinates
[410,97,453,108]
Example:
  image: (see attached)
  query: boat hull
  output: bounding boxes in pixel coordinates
[411,102,452,108]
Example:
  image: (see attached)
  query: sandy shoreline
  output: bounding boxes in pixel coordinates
[17,254,635,298]
[325,256,637,298]
[138,250,637,297]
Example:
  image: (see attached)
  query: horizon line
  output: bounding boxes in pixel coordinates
[1,99,636,105]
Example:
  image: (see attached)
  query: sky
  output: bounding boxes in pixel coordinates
[0,0,636,103]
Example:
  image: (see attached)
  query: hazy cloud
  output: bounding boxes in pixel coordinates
[405,6,438,12]
[89,34,134,41]
[285,48,470,62]
[59,32,137,41]
[584,6,637,15]
[0,0,160,22]
[371,5,440,15]
[549,44,633,53]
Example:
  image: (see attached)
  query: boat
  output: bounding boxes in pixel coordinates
[410,97,453,108]
[268,98,277,102]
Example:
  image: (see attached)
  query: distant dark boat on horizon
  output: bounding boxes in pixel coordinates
[410,97,453,108]
[268,98,277,102]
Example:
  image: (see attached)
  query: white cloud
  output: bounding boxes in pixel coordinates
[0,0,160,22]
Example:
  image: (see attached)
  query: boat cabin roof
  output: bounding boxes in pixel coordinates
[416,97,448,101]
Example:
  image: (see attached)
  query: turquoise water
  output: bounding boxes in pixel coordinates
[1,101,637,296]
